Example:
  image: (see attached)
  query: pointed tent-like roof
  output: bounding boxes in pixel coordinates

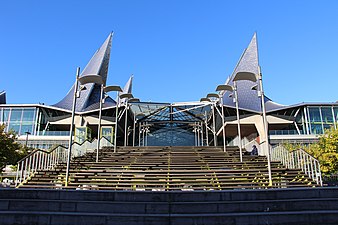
[123,75,133,94]
[53,33,116,112]
[221,33,284,112]
[119,75,133,104]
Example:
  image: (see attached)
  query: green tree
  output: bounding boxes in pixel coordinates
[306,127,338,174]
[0,124,27,171]
[283,127,338,175]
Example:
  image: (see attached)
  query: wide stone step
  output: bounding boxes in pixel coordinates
[1,210,338,225]
[2,188,338,201]
[1,197,338,213]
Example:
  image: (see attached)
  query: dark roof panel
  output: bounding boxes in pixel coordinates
[53,33,114,112]
[222,33,285,113]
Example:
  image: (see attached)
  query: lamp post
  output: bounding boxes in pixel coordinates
[134,113,145,147]
[200,98,212,146]
[233,82,243,162]
[192,123,198,146]
[76,75,105,164]
[232,72,258,162]
[120,94,138,146]
[65,72,103,186]
[207,94,219,147]
[234,71,272,186]
[216,84,234,153]
[215,83,242,162]
[204,111,209,146]
[127,98,140,147]
[145,124,150,146]
[195,113,205,146]
[97,84,104,162]
[120,93,133,146]
[24,131,31,147]
[114,91,121,153]
[199,122,203,146]
[97,85,122,160]
[139,123,151,146]
[65,67,81,187]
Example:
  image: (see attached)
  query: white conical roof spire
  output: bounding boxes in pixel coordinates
[119,75,134,104]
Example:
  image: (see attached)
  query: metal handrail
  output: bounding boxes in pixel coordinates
[271,145,322,186]
[15,145,67,187]
[15,137,113,187]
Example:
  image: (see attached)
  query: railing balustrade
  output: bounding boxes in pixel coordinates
[15,137,113,187]
[271,145,322,186]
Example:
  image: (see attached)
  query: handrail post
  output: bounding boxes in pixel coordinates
[302,152,307,174]
[310,157,314,180]
[40,153,44,170]
[31,152,36,173]
[15,162,20,187]
[20,161,24,184]
[27,154,32,178]
[44,153,48,170]
[317,162,323,186]
[23,158,28,181]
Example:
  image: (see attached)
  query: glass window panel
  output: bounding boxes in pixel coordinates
[321,107,333,124]
[323,124,331,131]
[102,127,113,142]
[75,127,85,143]
[20,125,33,134]
[10,109,22,122]
[311,124,323,134]
[3,109,10,124]
[102,127,112,136]
[20,108,36,135]
[8,109,22,134]
[8,123,20,133]
[308,107,321,122]
[22,108,35,121]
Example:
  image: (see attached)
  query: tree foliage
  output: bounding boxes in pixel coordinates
[307,127,338,174]
[0,124,28,171]
[284,127,338,175]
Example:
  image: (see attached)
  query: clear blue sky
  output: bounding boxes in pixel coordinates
[1,1,338,106]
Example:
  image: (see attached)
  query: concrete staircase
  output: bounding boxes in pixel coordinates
[19,146,317,190]
[0,188,338,225]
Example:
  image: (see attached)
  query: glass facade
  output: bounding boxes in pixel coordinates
[306,106,337,134]
[0,107,37,135]
[1,103,338,148]
[321,107,334,130]
[271,105,338,136]
[308,107,323,134]
[146,123,195,146]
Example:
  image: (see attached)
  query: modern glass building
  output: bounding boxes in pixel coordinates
[1,32,337,151]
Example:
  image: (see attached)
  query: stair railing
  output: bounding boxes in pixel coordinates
[15,145,68,187]
[271,145,322,186]
[15,137,113,187]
